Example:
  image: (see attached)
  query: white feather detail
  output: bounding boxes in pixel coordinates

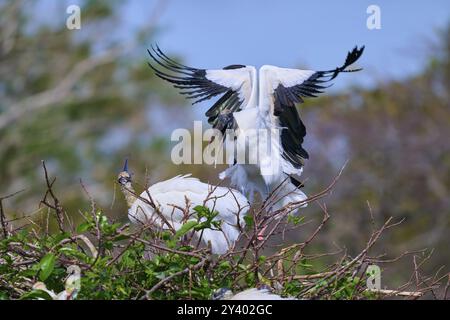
[267,178,308,214]
[206,67,256,107]
[259,65,316,90]
[128,175,249,254]
[229,288,297,300]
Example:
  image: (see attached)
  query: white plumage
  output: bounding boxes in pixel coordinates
[149,45,364,213]
[118,163,249,254]
[213,287,297,300]
[221,104,308,211]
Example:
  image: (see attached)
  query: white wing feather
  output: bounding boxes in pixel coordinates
[205,67,256,106]
[128,175,249,254]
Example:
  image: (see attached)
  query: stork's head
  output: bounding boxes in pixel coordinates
[211,288,233,300]
[117,159,132,186]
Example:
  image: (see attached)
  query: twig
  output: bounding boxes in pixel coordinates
[0,190,25,238]
[40,161,65,232]
[143,257,208,299]
[366,288,423,297]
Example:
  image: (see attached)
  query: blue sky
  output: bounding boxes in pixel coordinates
[36,0,449,89]
[122,0,449,90]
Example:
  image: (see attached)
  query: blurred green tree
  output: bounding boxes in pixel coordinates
[0,0,189,221]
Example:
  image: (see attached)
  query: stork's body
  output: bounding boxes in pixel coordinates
[118,162,249,254]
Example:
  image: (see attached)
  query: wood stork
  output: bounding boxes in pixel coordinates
[212,287,297,300]
[117,160,249,254]
[148,45,364,210]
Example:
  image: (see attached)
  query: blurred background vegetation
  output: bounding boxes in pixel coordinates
[0,0,449,290]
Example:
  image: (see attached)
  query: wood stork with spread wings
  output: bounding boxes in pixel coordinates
[117,160,249,254]
[148,45,364,210]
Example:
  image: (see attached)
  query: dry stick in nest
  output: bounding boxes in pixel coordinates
[262,203,331,283]
[443,275,450,300]
[218,168,342,284]
[0,189,24,239]
[220,184,334,286]
[78,178,105,265]
[106,223,155,267]
[142,257,209,300]
[0,198,9,239]
[193,186,243,253]
[357,248,432,299]
[40,161,65,233]
[297,217,401,298]
[366,254,441,299]
[404,251,448,299]
[230,205,330,288]
[256,161,346,241]
[134,237,206,259]
[234,166,344,284]
[288,204,330,276]
[367,288,424,298]
[119,179,176,234]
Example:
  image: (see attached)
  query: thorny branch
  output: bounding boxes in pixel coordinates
[1,163,448,300]
[0,190,25,238]
[40,161,65,232]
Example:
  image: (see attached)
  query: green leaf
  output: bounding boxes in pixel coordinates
[51,232,70,243]
[39,253,56,281]
[166,239,176,249]
[287,215,305,225]
[76,221,92,233]
[244,215,254,228]
[59,247,77,255]
[113,234,130,242]
[99,215,109,229]
[161,231,172,241]
[20,289,54,300]
[175,220,198,238]
[193,205,209,216]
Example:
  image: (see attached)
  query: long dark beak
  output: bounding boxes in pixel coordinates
[122,158,129,173]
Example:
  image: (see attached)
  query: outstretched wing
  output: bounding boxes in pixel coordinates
[148,45,255,136]
[261,46,365,170]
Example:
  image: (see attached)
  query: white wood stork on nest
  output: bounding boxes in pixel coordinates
[117,160,249,254]
[148,45,364,211]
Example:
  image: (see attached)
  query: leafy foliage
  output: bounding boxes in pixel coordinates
[0,1,448,301]
[1,180,444,300]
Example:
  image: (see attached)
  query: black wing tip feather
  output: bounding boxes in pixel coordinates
[147,45,246,130]
[273,45,365,111]
[344,45,365,68]
[273,45,364,169]
[147,45,229,105]
[223,64,246,70]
